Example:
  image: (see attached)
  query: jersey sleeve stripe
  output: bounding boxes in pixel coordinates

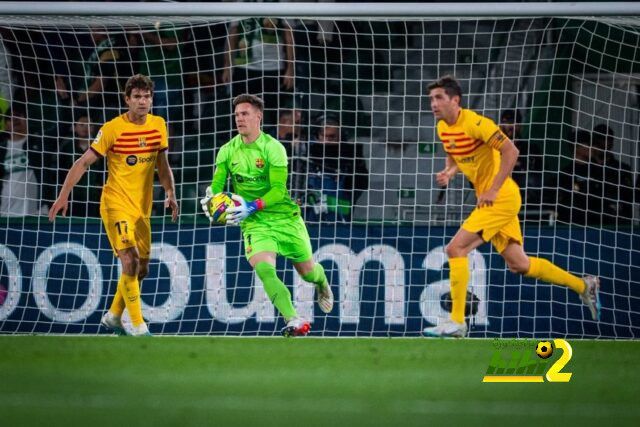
[441,132,465,136]
[487,130,507,149]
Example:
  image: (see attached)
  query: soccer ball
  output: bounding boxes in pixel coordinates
[535,341,553,359]
[209,192,237,224]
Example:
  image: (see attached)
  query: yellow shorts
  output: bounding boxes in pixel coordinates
[100,208,151,258]
[462,187,523,254]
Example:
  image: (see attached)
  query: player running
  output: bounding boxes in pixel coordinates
[49,74,179,336]
[423,75,600,338]
[201,94,333,337]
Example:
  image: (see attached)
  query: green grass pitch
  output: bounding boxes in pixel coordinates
[1,337,639,427]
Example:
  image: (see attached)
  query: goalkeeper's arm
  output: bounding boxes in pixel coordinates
[209,163,229,194]
[260,166,288,206]
[201,163,229,222]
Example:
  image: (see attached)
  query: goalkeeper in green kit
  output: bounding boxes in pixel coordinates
[201,94,333,337]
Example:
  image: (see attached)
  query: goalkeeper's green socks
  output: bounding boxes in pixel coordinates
[525,257,586,294]
[255,262,297,320]
[301,263,329,290]
[449,257,470,324]
[117,273,145,326]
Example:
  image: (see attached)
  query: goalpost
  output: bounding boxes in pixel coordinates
[0,2,638,337]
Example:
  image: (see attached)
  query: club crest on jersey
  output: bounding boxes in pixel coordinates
[255,158,265,169]
[448,139,457,149]
[138,137,147,147]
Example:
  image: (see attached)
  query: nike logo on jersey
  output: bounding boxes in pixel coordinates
[231,162,239,166]
[476,119,482,126]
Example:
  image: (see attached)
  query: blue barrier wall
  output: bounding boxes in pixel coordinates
[1,223,638,337]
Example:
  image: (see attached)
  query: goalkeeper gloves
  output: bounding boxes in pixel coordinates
[200,186,214,223]
[226,194,264,225]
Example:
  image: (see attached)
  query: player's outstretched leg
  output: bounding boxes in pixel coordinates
[524,257,601,321]
[580,275,601,321]
[423,319,467,338]
[281,317,311,337]
[100,311,126,336]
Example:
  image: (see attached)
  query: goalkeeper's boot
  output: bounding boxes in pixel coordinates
[100,312,126,336]
[317,282,334,314]
[281,317,311,337]
[129,322,152,337]
[581,275,601,321]
[423,319,467,338]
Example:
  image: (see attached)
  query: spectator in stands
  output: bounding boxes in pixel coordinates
[58,110,102,217]
[180,21,230,140]
[591,124,634,225]
[277,108,305,157]
[499,109,544,210]
[221,17,295,128]
[305,115,368,222]
[137,23,184,126]
[65,30,134,122]
[0,106,54,216]
[556,129,608,226]
[277,109,307,203]
[283,9,339,107]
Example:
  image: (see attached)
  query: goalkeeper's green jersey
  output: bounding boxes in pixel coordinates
[211,132,300,223]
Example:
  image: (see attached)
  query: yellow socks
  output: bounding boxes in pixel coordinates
[449,257,470,324]
[109,289,125,317]
[525,257,585,294]
[117,273,144,326]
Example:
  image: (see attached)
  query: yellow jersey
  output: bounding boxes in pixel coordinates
[436,108,516,195]
[90,113,168,217]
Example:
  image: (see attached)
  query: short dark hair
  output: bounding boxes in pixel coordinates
[233,94,264,113]
[124,74,154,98]
[500,109,522,124]
[427,75,462,100]
[312,114,340,139]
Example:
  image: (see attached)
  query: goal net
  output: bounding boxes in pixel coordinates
[0,8,638,337]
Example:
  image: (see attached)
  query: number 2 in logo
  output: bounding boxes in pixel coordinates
[545,339,573,382]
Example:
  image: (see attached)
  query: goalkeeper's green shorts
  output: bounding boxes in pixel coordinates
[241,214,313,262]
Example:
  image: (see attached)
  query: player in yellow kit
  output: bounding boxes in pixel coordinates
[423,75,600,337]
[49,74,179,336]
